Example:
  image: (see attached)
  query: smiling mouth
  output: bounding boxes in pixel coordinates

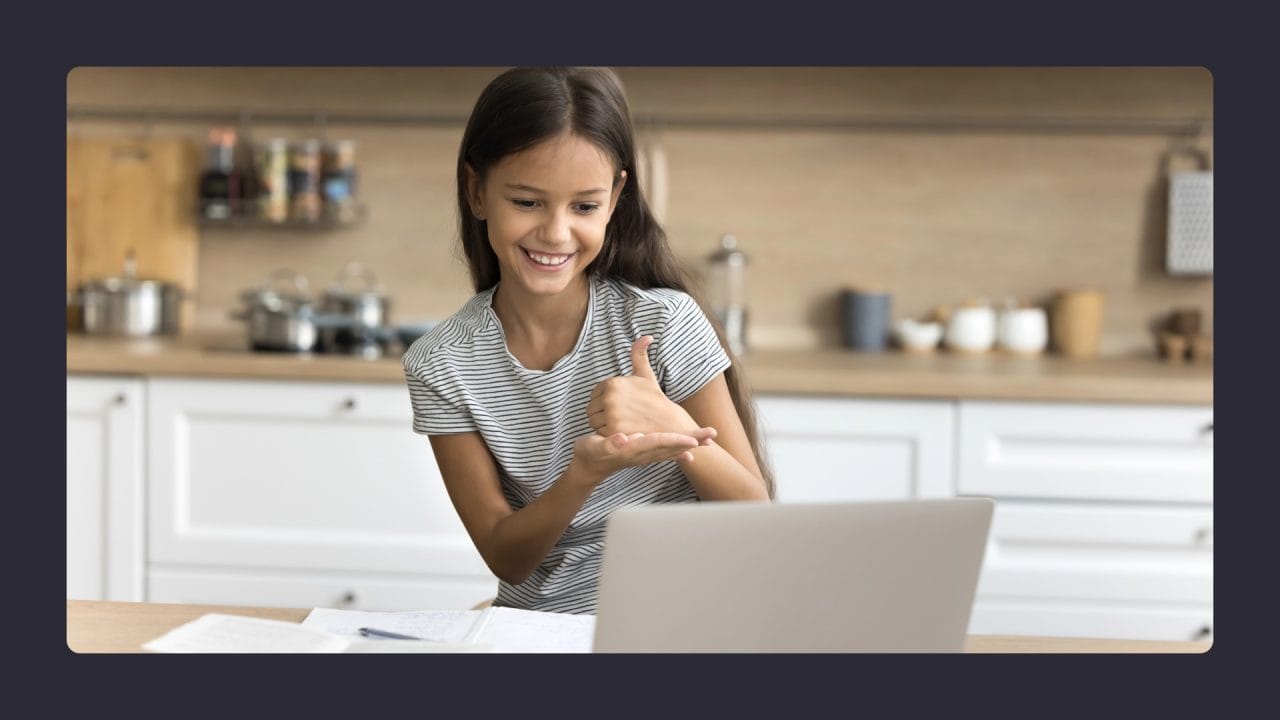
[521,247,574,268]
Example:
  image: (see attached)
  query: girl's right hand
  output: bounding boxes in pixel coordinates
[570,427,717,484]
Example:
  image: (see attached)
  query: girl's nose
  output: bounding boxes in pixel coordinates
[541,208,572,245]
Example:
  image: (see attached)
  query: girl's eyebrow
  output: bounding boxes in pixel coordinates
[503,183,608,196]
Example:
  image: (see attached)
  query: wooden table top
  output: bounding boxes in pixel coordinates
[66,600,1213,654]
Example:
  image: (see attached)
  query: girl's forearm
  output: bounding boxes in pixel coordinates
[481,460,602,585]
[679,440,771,501]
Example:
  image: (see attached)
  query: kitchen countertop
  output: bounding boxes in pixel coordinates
[66,600,1211,653]
[66,332,1212,405]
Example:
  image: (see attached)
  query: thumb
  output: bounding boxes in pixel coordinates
[630,335,657,380]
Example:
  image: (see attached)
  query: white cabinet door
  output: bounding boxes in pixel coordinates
[754,395,954,502]
[968,499,1213,641]
[147,377,494,609]
[66,376,145,601]
[957,401,1213,503]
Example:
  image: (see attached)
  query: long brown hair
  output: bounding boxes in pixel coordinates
[456,67,773,498]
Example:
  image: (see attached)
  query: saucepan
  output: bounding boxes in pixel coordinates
[231,270,354,352]
[318,261,393,354]
[71,251,189,337]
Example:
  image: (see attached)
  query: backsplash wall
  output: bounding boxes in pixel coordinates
[67,67,1213,354]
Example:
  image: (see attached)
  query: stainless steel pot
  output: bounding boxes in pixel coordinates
[233,270,351,352]
[74,253,187,336]
[319,261,391,354]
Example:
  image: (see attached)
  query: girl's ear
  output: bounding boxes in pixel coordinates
[464,164,486,220]
[608,169,628,217]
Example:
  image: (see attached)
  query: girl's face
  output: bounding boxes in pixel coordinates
[467,132,626,299]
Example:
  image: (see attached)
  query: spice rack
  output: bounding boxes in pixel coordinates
[186,120,365,232]
[198,202,368,230]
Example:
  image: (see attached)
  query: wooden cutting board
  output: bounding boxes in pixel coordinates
[67,135,201,329]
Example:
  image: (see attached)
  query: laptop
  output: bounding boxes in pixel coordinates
[592,497,994,652]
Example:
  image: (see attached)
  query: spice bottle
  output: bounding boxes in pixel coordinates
[198,127,239,220]
[321,140,359,223]
[255,138,290,222]
[288,139,323,222]
[706,233,749,355]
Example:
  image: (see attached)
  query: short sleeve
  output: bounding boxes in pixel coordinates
[404,362,476,435]
[651,293,732,404]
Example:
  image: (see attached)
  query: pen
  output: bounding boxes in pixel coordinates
[357,627,424,641]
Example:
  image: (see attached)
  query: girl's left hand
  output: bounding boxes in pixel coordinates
[585,336,704,439]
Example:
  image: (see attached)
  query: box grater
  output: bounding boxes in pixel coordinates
[1166,148,1213,275]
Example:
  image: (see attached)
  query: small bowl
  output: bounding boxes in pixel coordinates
[894,319,943,353]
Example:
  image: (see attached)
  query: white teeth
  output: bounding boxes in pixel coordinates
[526,249,571,266]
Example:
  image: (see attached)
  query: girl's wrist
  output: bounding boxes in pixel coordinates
[664,402,699,434]
[565,453,609,489]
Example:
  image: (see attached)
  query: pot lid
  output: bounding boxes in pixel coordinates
[241,269,313,309]
[324,261,386,300]
[79,250,182,291]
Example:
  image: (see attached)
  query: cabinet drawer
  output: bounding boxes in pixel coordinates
[148,565,496,612]
[974,501,1213,604]
[958,401,1212,502]
[970,597,1213,643]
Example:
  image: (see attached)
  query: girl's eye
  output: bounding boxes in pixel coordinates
[508,199,599,214]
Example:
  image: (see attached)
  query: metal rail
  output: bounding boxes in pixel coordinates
[66,106,1211,136]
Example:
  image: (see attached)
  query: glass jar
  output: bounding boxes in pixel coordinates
[706,233,748,355]
[287,139,322,222]
[321,140,359,223]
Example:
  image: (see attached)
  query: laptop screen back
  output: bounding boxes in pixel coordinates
[592,497,993,652]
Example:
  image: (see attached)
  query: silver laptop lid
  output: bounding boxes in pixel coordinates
[593,497,993,652]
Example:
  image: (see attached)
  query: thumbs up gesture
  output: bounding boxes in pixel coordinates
[585,335,710,444]
[628,333,659,381]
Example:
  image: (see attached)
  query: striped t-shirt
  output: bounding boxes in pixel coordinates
[402,275,731,614]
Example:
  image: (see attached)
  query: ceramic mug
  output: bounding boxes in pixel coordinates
[840,289,892,352]
[997,307,1048,354]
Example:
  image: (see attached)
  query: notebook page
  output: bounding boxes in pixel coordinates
[474,607,596,653]
[143,613,350,653]
[302,607,481,644]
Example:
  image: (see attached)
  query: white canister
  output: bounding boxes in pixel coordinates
[997,306,1048,355]
[945,304,996,353]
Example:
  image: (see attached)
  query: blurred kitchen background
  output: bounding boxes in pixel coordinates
[67,67,1212,352]
[66,67,1214,646]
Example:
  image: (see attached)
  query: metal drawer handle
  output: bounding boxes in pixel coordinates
[1191,625,1212,641]
[1200,423,1213,436]
[341,397,357,411]
[1194,527,1212,544]
[338,590,357,607]
[113,393,127,405]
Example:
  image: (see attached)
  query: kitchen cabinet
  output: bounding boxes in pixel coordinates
[66,376,146,601]
[754,395,954,502]
[750,394,1213,642]
[957,400,1214,642]
[144,377,496,611]
[67,371,1214,640]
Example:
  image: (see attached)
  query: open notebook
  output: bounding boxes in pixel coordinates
[143,606,595,653]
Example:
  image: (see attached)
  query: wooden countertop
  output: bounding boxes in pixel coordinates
[66,600,1211,653]
[66,332,1212,405]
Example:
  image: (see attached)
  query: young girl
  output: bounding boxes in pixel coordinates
[403,67,773,614]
